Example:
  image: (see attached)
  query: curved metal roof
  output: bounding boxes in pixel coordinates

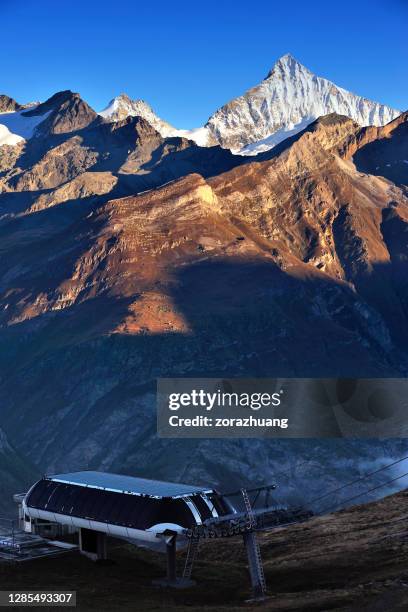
[49,471,213,499]
[25,479,207,531]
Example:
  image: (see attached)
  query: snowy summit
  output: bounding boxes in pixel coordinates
[204,53,401,154]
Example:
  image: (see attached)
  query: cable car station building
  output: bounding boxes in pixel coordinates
[12,470,309,599]
[24,471,229,544]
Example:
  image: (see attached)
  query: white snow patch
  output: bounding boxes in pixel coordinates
[238,117,314,155]
[99,97,120,119]
[0,107,51,140]
[170,126,211,147]
[0,124,25,146]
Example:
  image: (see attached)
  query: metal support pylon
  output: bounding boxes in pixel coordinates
[241,489,267,600]
[241,488,255,527]
[243,531,267,600]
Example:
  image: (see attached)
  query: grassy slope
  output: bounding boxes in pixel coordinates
[1,491,408,611]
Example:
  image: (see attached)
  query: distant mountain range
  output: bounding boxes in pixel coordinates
[0,54,401,152]
[95,53,402,153]
[0,55,407,509]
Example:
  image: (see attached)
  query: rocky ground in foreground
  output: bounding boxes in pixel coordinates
[1,490,408,611]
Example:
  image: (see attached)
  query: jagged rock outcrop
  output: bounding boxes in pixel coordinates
[0,94,22,113]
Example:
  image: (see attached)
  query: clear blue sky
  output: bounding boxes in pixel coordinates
[1,0,407,128]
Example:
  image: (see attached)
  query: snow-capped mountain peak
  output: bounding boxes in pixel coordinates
[265,52,309,78]
[99,93,175,137]
[205,54,401,154]
[98,93,215,146]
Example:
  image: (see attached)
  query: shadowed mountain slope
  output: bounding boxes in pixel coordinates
[0,428,39,516]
